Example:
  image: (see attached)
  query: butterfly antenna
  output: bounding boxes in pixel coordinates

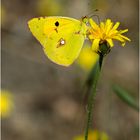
[85,9,100,24]
[89,14,100,24]
[86,9,99,17]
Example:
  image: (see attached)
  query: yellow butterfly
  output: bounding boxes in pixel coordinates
[28,16,89,66]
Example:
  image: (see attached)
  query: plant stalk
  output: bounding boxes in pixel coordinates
[84,53,104,140]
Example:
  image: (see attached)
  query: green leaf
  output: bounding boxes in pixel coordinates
[112,84,139,112]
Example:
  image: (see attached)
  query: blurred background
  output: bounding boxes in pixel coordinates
[1,0,139,140]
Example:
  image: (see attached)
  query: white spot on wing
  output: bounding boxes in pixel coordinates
[60,39,65,45]
[57,38,66,48]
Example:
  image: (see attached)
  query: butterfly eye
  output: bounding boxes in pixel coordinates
[55,21,59,27]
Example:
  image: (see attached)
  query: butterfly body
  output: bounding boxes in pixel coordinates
[28,16,89,66]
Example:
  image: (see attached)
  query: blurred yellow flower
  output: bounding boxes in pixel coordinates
[0,90,13,118]
[88,18,131,52]
[1,5,7,25]
[74,130,109,140]
[37,0,62,16]
[77,45,99,71]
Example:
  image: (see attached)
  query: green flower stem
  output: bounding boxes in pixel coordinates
[84,53,104,140]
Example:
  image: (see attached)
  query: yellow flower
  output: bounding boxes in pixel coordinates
[0,90,13,118]
[73,130,109,140]
[88,18,131,52]
[77,45,99,71]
